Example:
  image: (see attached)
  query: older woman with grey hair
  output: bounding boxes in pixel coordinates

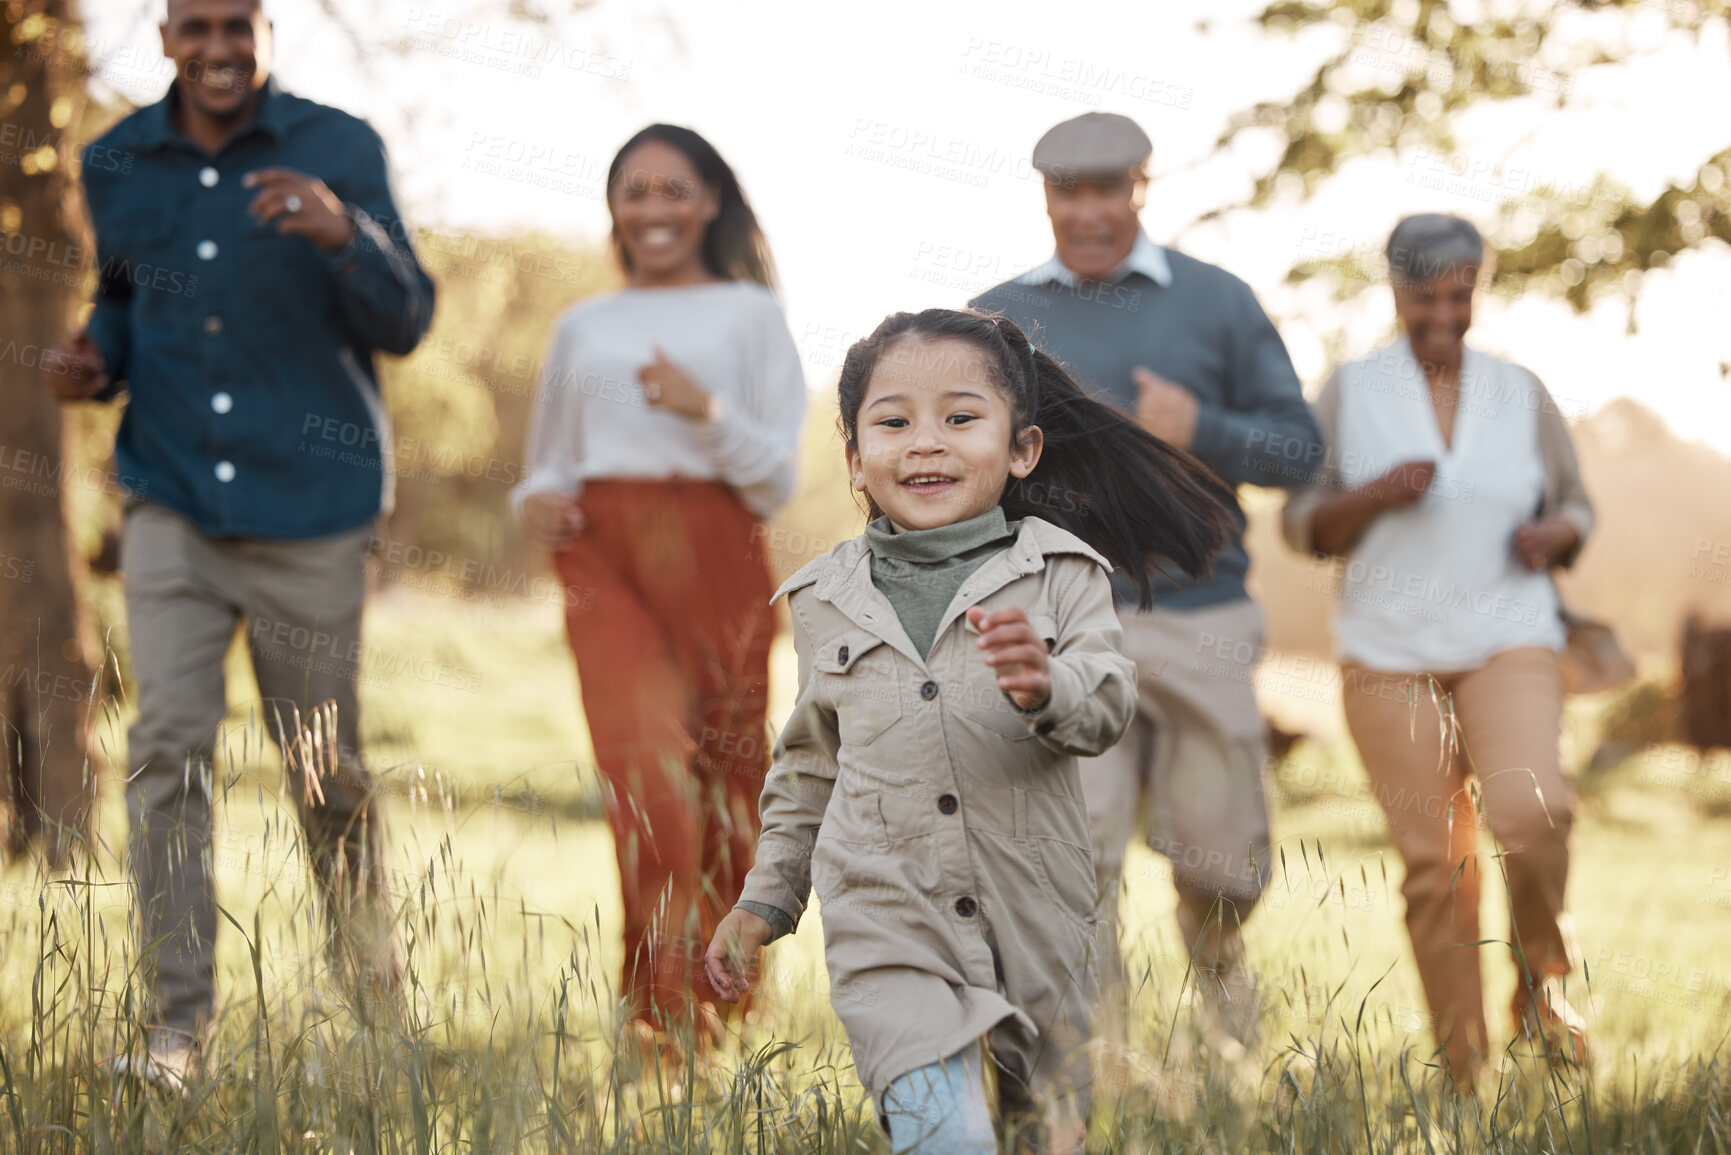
[1283,213,1594,1087]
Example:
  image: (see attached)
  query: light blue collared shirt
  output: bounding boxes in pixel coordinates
[1015,229,1173,288]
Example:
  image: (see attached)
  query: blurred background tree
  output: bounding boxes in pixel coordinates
[0,0,98,862]
[1218,0,1730,317]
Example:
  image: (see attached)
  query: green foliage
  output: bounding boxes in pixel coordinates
[1492,149,1731,311]
[1229,0,1731,311]
[1597,676,1680,754]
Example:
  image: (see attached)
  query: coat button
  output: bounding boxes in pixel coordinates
[837,645,848,664]
[954,896,977,918]
[937,793,957,815]
[920,681,938,701]
[1036,719,1055,736]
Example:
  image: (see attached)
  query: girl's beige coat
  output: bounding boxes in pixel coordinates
[738,516,1136,1104]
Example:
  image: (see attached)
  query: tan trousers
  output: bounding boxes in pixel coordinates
[123,502,392,1043]
[1340,647,1574,1079]
[1079,598,1272,1034]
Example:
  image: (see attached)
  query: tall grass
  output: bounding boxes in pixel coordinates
[2,591,1728,1152]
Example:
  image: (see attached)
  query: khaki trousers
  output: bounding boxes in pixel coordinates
[1079,598,1272,1033]
[1340,647,1574,1079]
[122,502,391,1043]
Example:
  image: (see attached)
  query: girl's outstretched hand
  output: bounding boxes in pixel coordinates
[705,907,772,1002]
[969,606,1051,713]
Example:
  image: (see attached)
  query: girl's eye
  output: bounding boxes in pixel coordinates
[947,413,977,425]
[878,416,908,428]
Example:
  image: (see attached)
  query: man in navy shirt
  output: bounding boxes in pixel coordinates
[973,113,1321,1062]
[46,0,433,1089]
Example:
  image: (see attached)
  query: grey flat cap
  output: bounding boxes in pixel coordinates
[1032,112,1152,183]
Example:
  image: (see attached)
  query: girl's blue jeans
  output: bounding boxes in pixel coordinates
[883,1043,996,1153]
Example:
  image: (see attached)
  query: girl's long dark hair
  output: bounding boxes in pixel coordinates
[836,309,1237,610]
[606,124,777,288]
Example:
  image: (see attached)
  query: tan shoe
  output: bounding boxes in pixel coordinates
[1513,977,1591,1066]
[1192,955,1260,1062]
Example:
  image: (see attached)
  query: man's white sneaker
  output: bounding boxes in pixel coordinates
[113,1041,199,1096]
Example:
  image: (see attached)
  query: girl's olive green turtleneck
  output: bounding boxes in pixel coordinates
[863,506,1015,658]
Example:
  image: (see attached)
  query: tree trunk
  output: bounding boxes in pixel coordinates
[0,0,97,863]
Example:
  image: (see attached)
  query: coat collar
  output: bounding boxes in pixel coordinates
[772,516,1113,671]
[132,75,289,154]
[1015,229,1173,289]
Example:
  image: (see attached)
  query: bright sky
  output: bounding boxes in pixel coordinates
[81,0,1731,452]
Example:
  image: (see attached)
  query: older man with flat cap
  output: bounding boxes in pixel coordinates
[972,112,1322,1059]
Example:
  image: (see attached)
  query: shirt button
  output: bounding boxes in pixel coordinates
[954,896,977,918]
[214,461,235,483]
[211,392,233,414]
[196,240,218,260]
[204,315,223,335]
[837,645,849,665]
[937,793,958,815]
[198,166,219,187]
[920,681,938,701]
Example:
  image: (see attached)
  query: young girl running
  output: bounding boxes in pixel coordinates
[704,308,1235,1151]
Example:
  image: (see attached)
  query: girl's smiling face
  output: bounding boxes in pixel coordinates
[847,337,1043,533]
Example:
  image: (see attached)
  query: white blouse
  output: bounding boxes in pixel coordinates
[1312,339,1568,672]
[513,281,807,520]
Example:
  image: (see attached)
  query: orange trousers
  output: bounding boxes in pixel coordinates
[1340,647,1574,1080]
[554,480,775,1028]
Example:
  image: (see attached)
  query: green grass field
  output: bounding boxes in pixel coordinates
[2,586,1728,1152]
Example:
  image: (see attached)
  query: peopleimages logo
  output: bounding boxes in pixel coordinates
[958,40,1194,109]
[402,9,633,79]
[843,120,1045,190]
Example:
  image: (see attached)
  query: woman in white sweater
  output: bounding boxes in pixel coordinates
[1284,214,1593,1088]
[514,124,806,1047]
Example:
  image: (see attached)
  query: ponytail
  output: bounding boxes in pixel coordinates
[837,308,1236,609]
[1004,345,1236,608]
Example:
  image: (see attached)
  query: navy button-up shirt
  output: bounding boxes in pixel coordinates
[81,79,435,539]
